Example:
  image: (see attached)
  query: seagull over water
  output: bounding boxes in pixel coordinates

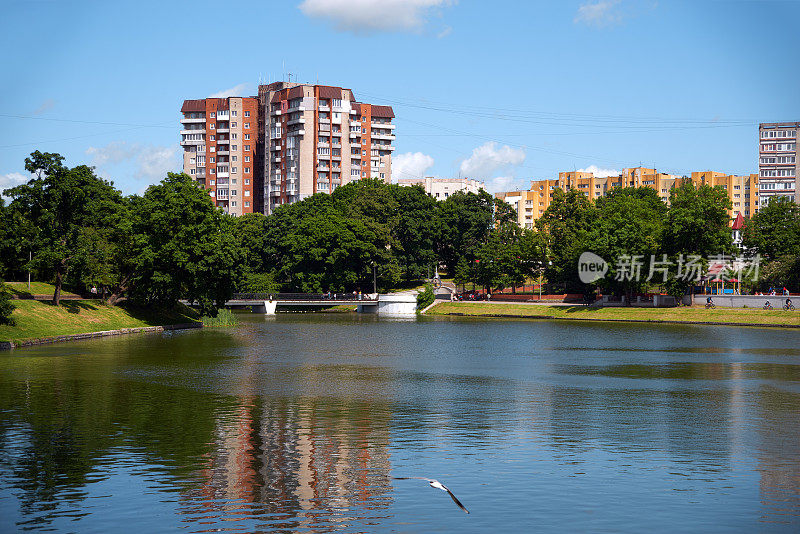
[391,476,470,514]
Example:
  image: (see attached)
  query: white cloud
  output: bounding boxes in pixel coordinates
[459,142,525,179]
[86,142,179,182]
[1,172,32,197]
[577,165,619,177]
[299,0,454,35]
[208,83,253,98]
[32,98,56,115]
[574,0,623,27]
[393,151,435,179]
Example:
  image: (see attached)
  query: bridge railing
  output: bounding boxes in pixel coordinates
[231,292,378,302]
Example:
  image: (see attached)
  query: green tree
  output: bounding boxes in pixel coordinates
[126,173,245,314]
[589,187,667,300]
[536,188,598,292]
[390,184,440,281]
[436,190,497,274]
[663,179,734,257]
[4,151,126,305]
[742,196,800,259]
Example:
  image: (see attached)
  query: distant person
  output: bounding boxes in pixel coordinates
[784,287,789,296]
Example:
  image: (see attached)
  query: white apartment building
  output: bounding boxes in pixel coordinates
[396,177,485,200]
[759,122,799,204]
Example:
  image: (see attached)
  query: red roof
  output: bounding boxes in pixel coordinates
[318,86,342,99]
[181,99,205,113]
[371,105,395,119]
[732,212,745,230]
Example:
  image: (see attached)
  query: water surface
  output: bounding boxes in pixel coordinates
[1,314,798,532]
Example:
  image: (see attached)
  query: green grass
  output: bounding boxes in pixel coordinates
[427,302,800,327]
[0,299,200,344]
[5,281,80,298]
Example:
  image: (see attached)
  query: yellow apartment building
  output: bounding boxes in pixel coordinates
[496,167,759,228]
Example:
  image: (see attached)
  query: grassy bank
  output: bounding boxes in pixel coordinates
[0,299,200,344]
[6,281,80,298]
[427,302,800,327]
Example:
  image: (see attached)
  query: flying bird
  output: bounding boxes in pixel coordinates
[391,476,470,514]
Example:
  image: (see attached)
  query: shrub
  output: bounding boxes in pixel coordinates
[0,279,15,326]
[416,283,435,311]
[201,308,238,327]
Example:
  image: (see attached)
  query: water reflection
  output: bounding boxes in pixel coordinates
[0,316,798,532]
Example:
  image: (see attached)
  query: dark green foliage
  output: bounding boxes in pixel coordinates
[126,173,246,314]
[0,279,15,326]
[742,197,800,259]
[3,151,126,304]
[663,179,734,257]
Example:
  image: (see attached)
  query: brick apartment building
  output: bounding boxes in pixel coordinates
[180,82,395,215]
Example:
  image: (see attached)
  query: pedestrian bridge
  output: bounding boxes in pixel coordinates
[226,293,417,316]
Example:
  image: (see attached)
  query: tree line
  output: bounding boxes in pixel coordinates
[2,150,799,323]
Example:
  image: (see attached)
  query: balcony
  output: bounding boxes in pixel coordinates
[371,133,396,141]
[216,171,230,178]
[180,138,205,146]
[287,117,305,126]
[216,128,230,134]
[216,190,229,199]
[318,105,330,112]
[217,149,229,156]
[287,129,305,136]
[271,156,282,163]
[216,112,230,120]
[180,117,206,124]
[217,138,230,145]
[180,129,205,135]
[270,108,282,116]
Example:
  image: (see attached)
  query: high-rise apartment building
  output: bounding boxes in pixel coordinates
[496,167,759,228]
[180,82,395,215]
[257,82,395,214]
[758,122,799,204]
[180,97,260,216]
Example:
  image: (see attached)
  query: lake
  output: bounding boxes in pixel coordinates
[1,314,799,532]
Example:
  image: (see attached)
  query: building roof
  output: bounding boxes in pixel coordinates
[181,99,205,113]
[371,105,395,119]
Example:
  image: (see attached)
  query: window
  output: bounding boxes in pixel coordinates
[231,190,237,196]
[232,167,237,173]
[210,157,216,163]
[231,133,238,140]
[244,134,250,140]
[244,111,250,117]
[210,112,216,118]
[244,123,250,129]
[245,179,250,185]
[190,169,195,175]
[231,145,237,151]
[245,190,250,197]
[232,156,238,162]
[244,145,250,151]
[231,201,237,207]
[210,135,216,141]
[244,156,250,162]
[244,201,250,207]
[210,123,215,129]
[245,167,250,173]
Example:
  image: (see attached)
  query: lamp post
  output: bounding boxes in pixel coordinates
[372,261,377,295]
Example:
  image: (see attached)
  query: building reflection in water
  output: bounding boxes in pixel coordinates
[179,353,394,531]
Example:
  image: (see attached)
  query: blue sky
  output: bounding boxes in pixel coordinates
[1,0,798,195]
